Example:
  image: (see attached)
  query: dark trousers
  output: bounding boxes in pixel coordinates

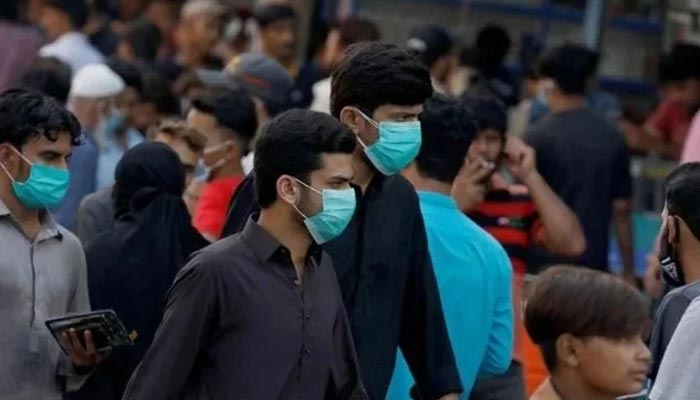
[469,361,526,400]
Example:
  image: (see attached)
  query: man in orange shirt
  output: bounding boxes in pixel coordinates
[187,88,257,241]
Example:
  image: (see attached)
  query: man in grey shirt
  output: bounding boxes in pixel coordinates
[0,89,103,399]
[648,163,700,386]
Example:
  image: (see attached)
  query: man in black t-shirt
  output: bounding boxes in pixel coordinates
[648,163,700,386]
[525,44,634,282]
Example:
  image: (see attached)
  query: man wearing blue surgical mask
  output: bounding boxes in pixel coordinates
[222,42,461,400]
[55,63,140,230]
[122,109,366,399]
[0,88,104,399]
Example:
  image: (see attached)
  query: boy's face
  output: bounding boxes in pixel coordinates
[260,19,298,64]
[468,129,504,164]
[566,334,650,397]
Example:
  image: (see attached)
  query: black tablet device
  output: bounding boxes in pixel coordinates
[45,309,133,354]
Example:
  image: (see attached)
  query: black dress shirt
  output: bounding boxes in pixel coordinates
[122,218,366,400]
[222,174,462,400]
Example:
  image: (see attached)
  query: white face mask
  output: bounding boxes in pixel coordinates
[201,141,233,177]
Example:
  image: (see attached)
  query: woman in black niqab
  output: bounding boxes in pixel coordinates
[76,142,208,399]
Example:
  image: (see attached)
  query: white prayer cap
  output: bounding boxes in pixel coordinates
[69,64,125,98]
[181,0,226,19]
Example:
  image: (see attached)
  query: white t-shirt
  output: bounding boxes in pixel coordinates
[241,152,254,175]
[39,32,104,74]
[309,78,331,114]
[650,295,700,400]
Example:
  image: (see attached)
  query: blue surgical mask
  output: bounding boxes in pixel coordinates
[95,109,127,150]
[293,178,356,244]
[0,147,70,210]
[355,109,422,175]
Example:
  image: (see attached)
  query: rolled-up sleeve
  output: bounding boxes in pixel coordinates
[122,257,217,400]
[399,209,462,399]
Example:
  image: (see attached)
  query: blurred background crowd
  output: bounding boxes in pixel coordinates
[3,0,700,399]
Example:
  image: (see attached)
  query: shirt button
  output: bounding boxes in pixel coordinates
[305,313,311,320]
[305,349,311,355]
[293,278,300,286]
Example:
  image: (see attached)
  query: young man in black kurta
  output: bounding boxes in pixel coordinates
[123,110,366,400]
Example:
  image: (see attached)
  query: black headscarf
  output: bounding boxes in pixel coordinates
[81,142,207,399]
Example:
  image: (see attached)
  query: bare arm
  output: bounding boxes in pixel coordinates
[523,173,586,257]
[613,198,636,284]
[504,138,586,257]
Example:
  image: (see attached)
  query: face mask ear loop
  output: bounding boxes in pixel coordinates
[354,108,380,129]
[291,177,323,219]
[0,146,31,183]
[0,160,16,183]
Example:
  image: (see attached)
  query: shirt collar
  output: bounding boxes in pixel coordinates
[418,191,458,210]
[0,197,62,241]
[241,215,322,264]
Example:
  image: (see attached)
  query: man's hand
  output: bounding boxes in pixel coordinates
[451,156,494,212]
[60,329,105,367]
[644,254,664,299]
[503,137,538,184]
[437,394,459,400]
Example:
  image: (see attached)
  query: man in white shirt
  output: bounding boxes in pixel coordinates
[38,0,103,73]
[651,296,700,400]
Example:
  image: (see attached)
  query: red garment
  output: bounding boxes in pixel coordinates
[647,99,692,145]
[193,176,242,239]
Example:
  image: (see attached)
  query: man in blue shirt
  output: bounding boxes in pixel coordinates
[390,94,514,399]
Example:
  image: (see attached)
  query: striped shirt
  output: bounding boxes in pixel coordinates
[469,186,543,275]
[469,185,543,364]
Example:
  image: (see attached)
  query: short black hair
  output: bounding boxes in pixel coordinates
[121,18,162,62]
[539,44,599,95]
[525,266,648,372]
[19,57,72,104]
[44,0,90,29]
[254,109,356,208]
[461,96,508,135]
[666,162,700,240]
[416,94,477,183]
[141,72,180,116]
[106,59,144,95]
[254,4,297,29]
[475,24,511,73]
[331,42,433,118]
[0,88,81,148]
[191,89,258,151]
[338,17,380,48]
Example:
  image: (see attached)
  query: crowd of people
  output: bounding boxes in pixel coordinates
[3,1,700,400]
